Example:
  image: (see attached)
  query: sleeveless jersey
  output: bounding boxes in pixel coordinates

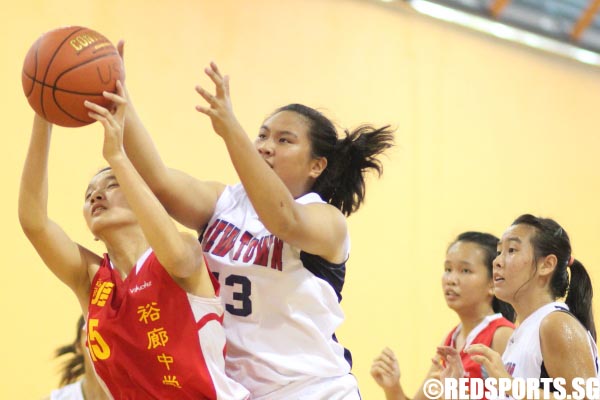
[49,381,84,400]
[201,184,354,398]
[502,302,599,380]
[444,313,515,380]
[87,248,249,400]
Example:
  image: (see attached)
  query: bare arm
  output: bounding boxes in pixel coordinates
[195,62,347,262]
[85,84,214,297]
[18,114,99,302]
[117,41,223,232]
[540,312,597,398]
[490,326,513,354]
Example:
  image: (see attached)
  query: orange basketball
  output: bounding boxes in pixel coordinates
[22,26,124,127]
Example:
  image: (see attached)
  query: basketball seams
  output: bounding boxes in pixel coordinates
[52,51,120,93]
[39,27,86,120]
[24,52,119,94]
[22,38,40,98]
[51,52,120,125]
[22,26,123,127]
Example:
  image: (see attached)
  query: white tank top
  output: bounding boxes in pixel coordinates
[49,381,84,400]
[201,184,353,397]
[502,302,598,380]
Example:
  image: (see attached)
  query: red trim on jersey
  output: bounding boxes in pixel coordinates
[204,254,220,296]
[197,312,223,330]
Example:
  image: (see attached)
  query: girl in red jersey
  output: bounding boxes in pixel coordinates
[371,231,516,400]
[19,84,249,400]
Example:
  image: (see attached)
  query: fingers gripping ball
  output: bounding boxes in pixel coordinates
[22,26,124,127]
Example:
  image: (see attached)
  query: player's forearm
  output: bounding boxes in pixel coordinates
[19,115,53,232]
[384,384,407,400]
[122,102,172,195]
[107,155,195,275]
[223,127,300,237]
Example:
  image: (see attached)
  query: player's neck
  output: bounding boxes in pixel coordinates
[103,226,150,277]
[513,291,554,325]
[458,305,495,336]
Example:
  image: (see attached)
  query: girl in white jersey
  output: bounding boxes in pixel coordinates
[438,214,598,399]
[117,43,394,398]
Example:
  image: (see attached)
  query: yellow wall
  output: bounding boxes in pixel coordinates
[3,0,600,398]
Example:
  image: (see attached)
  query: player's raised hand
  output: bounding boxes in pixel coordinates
[85,80,128,163]
[195,62,243,139]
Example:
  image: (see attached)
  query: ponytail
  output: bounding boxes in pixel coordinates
[317,125,394,216]
[566,259,596,341]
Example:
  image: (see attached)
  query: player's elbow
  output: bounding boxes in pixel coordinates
[18,205,47,236]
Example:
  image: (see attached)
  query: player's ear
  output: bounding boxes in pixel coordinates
[309,157,327,179]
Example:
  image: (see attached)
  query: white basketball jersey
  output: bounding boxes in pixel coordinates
[49,381,85,400]
[201,184,354,398]
[502,302,598,381]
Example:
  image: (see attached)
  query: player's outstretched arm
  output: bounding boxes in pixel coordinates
[18,114,99,300]
[117,41,223,232]
[86,83,214,297]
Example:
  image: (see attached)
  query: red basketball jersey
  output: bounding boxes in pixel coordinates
[444,314,515,379]
[87,249,249,400]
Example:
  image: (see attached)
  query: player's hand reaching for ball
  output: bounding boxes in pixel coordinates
[84,80,128,163]
[195,62,243,139]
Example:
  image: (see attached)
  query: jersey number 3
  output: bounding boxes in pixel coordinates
[213,273,252,316]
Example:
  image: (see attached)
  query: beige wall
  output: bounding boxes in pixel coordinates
[3,0,600,398]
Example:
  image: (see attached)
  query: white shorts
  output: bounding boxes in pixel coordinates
[253,374,360,400]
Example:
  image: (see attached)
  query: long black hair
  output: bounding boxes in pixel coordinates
[54,315,85,386]
[272,104,394,216]
[512,214,596,340]
[450,231,516,322]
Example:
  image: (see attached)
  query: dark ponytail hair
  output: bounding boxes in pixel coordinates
[512,214,596,340]
[568,259,596,340]
[272,104,394,216]
[451,231,516,322]
[55,315,85,386]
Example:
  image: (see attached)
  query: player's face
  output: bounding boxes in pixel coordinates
[493,224,538,303]
[254,111,325,198]
[442,241,494,313]
[83,169,136,235]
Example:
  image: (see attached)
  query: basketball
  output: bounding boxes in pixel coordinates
[21,26,124,127]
